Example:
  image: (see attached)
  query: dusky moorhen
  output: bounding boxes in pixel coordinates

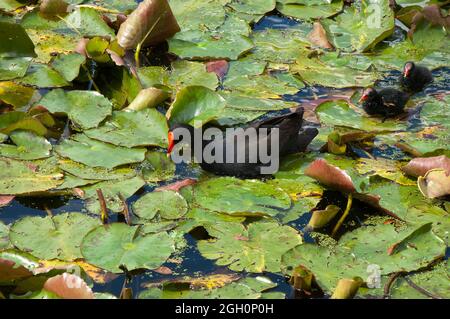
[400,61,433,92]
[167,107,318,178]
[359,87,410,118]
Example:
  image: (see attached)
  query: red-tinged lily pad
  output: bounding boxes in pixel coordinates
[418,169,450,199]
[43,273,94,299]
[155,179,197,192]
[304,158,356,193]
[402,155,450,177]
[0,195,14,207]
[206,60,229,79]
[117,0,180,49]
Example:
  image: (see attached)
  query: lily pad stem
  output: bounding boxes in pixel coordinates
[331,193,353,238]
[96,189,108,224]
[134,13,164,68]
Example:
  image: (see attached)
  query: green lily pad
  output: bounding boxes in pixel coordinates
[292,56,378,88]
[180,177,292,217]
[390,263,450,299]
[51,53,85,82]
[198,220,302,273]
[316,100,407,132]
[37,89,112,130]
[369,24,450,70]
[223,72,303,98]
[17,63,70,88]
[0,130,52,160]
[420,95,449,130]
[340,222,446,274]
[0,0,30,11]
[169,14,253,60]
[0,81,36,108]
[0,111,48,136]
[220,91,297,111]
[167,86,226,127]
[0,157,63,195]
[21,7,115,38]
[282,222,445,293]
[277,0,343,21]
[250,25,311,64]
[132,190,188,221]
[139,276,281,299]
[26,29,80,64]
[140,151,175,182]
[9,213,101,260]
[0,21,36,58]
[85,109,168,148]
[169,60,219,91]
[324,0,395,52]
[58,158,136,181]
[56,173,98,190]
[82,176,145,214]
[228,0,276,15]
[81,223,175,273]
[139,60,220,92]
[0,222,9,250]
[56,134,146,169]
[0,57,32,80]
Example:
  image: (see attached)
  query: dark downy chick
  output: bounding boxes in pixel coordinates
[400,61,433,93]
[359,87,410,118]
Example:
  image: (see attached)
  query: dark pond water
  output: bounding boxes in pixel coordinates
[1,14,448,299]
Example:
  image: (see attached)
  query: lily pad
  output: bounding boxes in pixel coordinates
[0,130,52,160]
[0,81,36,108]
[21,7,115,38]
[0,222,9,250]
[198,220,302,273]
[51,53,85,82]
[139,276,281,299]
[292,56,379,88]
[0,57,32,80]
[85,109,168,148]
[324,0,395,52]
[0,21,36,58]
[0,112,49,136]
[282,222,446,293]
[81,223,175,273]
[0,157,63,195]
[56,134,146,169]
[180,177,292,217]
[316,100,407,132]
[132,190,188,221]
[250,25,311,64]
[140,151,176,182]
[17,63,70,88]
[167,86,227,127]
[58,158,136,181]
[82,176,145,214]
[9,213,101,260]
[276,0,343,21]
[37,89,112,130]
[228,0,276,15]
[169,14,253,60]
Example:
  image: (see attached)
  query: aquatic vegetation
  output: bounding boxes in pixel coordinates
[0,0,448,300]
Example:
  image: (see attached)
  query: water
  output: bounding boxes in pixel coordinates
[1,15,448,299]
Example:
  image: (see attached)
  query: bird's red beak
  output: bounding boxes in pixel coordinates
[403,66,411,78]
[167,131,175,157]
[359,94,368,103]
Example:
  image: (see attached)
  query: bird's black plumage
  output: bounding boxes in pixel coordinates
[400,62,433,93]
[360,87,410,118]
[168,108,318,178]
